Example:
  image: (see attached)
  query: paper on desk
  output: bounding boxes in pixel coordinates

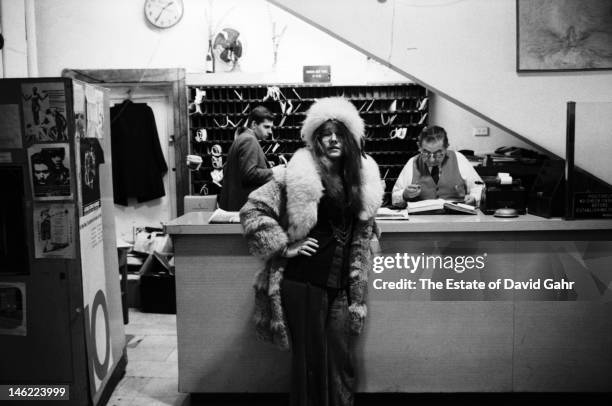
[209,208,241,223]
[376,207,409,220]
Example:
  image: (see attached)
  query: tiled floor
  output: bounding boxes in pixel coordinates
[107,309,188,406]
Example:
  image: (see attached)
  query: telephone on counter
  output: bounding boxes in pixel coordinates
[494,146,541,159]
[482,176,527,215]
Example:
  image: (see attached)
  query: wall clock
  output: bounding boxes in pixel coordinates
[144,0,184,29]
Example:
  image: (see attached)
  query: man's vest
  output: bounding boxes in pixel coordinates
[412,150,467,200]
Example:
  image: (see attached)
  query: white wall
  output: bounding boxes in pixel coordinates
[271,0,612,165]
[29,0,525,153]
[574,102,612,184]
[33,0,406,83]
[431,92,535,155]
[0,0,28,77]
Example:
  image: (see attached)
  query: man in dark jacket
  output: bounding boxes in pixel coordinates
[218,106,274,211]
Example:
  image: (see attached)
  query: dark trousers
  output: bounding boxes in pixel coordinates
[281,278,355,406]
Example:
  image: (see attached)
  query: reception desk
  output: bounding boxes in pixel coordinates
[165,211,612,393]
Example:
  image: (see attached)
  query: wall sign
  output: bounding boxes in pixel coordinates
[303,65,331,83]
[573,193,612,219]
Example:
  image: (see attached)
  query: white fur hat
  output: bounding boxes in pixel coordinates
[301,97,365,146]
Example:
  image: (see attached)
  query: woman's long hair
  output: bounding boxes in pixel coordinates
[312,119,363,214]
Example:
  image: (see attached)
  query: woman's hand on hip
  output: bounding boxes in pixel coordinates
[282,237,319,258]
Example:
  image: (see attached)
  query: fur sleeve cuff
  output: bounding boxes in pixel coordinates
[240,180,289,259]
[240,202,288,259]
[348,303,367,336]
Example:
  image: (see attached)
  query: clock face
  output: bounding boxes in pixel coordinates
[144,0,184,29]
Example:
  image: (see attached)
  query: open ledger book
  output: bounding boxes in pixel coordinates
[376,207,409,220]
[208,208,241,223]
[407,199,477,214]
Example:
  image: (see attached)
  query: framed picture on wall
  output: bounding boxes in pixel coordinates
[516,0,612,72]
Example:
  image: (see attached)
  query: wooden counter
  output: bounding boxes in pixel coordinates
[165,212,612,393]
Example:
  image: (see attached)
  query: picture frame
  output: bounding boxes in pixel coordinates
[516,0,612,72]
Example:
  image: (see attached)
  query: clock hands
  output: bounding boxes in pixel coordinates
[155,1,175,23]
[145,0,182,28]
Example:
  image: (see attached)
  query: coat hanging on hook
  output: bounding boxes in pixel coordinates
[110,99,168,205]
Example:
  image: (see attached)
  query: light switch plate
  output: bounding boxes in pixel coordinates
[473,126,489,136]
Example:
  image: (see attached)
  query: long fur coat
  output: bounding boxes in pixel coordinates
[240,148,383,350]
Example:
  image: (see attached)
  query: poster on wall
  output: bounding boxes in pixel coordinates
[21,82,68,143]
[86,85,105,139]
[0,282,27,336]
[28,143,73,200]
[77,137,105,217]
[33,203,75,259]
[517,0,612,71]
[0,104,23,149]
[79,206,114,400]
[74,82,87,139]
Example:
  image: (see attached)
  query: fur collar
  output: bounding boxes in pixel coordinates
[273,148,383,242]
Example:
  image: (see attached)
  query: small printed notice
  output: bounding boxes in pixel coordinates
[73,82,87,139]
[574,193,612,218]
[33,203,75,259]
[303,65,331,83]
[85,85,105,139]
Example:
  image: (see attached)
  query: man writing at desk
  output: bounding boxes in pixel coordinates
[392,125,483,208]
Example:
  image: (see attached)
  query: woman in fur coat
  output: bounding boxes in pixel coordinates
[240,97,383,406]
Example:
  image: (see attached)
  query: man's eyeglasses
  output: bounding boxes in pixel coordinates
[420,150,446,159]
